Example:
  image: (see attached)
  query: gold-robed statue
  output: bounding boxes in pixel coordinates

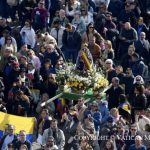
[76,43,94,72]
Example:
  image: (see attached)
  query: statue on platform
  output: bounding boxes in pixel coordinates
[76,43,94,73]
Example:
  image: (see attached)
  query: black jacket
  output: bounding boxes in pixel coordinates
[132,94,147,110]
[105,85,124,109]
[62,29,82,51]
[14,140,32,150]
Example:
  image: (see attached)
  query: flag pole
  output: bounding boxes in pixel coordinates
[41,92,63,107]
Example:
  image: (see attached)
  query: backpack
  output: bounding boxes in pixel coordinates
[7,0,18,6]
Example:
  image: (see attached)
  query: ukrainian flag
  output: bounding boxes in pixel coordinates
[0,112,35,142]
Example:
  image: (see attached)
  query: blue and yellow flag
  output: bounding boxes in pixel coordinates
[0,112,35,142]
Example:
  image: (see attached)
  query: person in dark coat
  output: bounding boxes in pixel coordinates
[132,85,147,111]
[40,59,53,82]
[37,109,51,144]
[135,17,149,39]
[134,32,150,65]
[40,74,58,98]
[61,107,80,150]
[108,0,123,18]
[131,85,147,123]
[121,45,135,72]
[118,94,131,122]
[62,23,82,63]
[118,22,138,60]
[129,53,146,77]
[105,59,116,84]
[13,90,30,116]
[14,130,32,150]
[8,62,20,89]
[123,68,134,95]
[105,77,124,110]
[117,3,137,28]
[115,65,125,85]
[44,44,60,67]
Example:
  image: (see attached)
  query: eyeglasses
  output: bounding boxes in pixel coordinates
[7,39,12,40]
[89,26,94,29]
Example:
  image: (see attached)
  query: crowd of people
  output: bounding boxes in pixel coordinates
[0,0,150,149]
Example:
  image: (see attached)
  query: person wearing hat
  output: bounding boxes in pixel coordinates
[50,19,65,49]
[72,11,86,35]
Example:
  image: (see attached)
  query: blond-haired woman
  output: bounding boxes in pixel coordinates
[102,40,114,61]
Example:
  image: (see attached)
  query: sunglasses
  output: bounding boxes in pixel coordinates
[20,134,25,136]
[131,128,137,131]
[89,26,94,28]
[48,140,54,142]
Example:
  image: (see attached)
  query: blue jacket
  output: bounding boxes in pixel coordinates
[98,101,109,124]
[84,110,101,131]
[129,144,147,150]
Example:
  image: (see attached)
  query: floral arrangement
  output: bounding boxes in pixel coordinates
[56,63,108,94]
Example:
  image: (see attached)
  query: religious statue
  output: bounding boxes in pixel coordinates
[76,43,94,72]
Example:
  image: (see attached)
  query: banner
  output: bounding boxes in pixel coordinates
[0,112,35,142]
